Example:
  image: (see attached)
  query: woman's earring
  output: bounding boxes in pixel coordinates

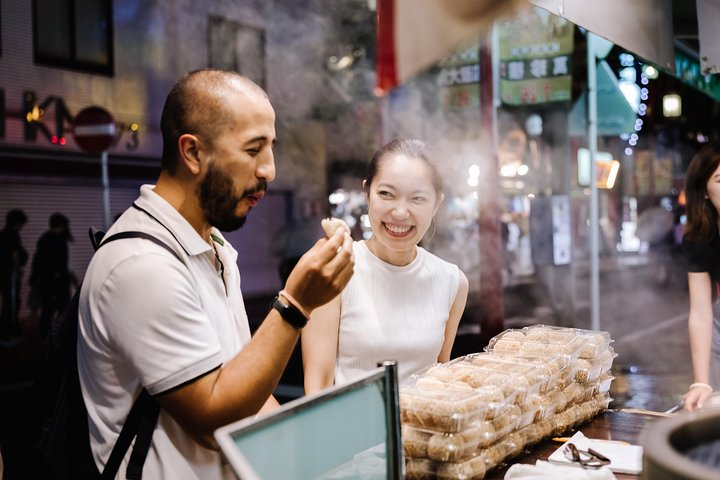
[425,217,437,242]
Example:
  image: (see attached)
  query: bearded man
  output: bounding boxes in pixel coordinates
[77,69,354,479]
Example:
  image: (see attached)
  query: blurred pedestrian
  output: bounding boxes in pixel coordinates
[271,199,326,284]
[682,141,720,411]
[0,209,28,341]
[29,213,77,339]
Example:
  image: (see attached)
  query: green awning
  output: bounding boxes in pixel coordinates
[569,60,637,136]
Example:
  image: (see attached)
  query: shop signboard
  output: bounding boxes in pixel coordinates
[437,45,481,112]
[674,47,720,102]
[498,7,574,105]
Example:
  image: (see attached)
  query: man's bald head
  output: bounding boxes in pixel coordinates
[159,69,268,174]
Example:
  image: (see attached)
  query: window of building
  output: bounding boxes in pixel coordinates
[208,16,265,88]
[33,0,114,75]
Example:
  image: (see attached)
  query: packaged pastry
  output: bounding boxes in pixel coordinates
[574,358,602,383]
[400,381,508,432]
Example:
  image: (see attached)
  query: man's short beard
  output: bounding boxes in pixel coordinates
[198,163,264,232]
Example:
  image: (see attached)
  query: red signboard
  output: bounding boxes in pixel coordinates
[72,106,116,153]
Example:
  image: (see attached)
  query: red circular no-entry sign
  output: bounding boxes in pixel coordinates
[72,106,116,154]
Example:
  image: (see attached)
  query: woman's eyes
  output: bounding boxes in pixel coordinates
[376,191,428,203]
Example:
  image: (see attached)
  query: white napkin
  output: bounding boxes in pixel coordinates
[547,431,643,474]
[504,460,617,480]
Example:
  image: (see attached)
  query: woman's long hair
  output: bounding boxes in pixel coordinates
[685,142,720,242]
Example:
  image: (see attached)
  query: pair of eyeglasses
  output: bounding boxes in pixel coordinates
[563,442,611,468]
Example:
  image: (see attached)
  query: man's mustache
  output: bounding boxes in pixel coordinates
[241,180,267,199]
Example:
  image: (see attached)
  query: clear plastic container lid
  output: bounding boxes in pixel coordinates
[573,358,602,383]
[402,421,496,463]
[400,375,514,432]
[595,345,617,373]
[406,454,488,480]
[487,327,584,358]
[522,324,614,360]
[464,352,549,397]
[591,373,614,395]
[418,359,524,404]
[479,351,574,394]
[569,327,613,360]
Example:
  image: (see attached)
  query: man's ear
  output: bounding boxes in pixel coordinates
[178,133,203,175]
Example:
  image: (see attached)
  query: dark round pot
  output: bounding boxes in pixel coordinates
[641,405,720,479]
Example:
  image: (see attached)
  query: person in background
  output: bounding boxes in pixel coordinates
[77,69,354,478]
[29,213,77,339]
[302,138,469,393]
[0,209,28,342]
[682,141,720,411]
[270,199,326,285]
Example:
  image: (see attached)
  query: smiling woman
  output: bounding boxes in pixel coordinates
[302,138,470,393]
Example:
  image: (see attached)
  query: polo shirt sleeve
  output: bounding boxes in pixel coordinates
[93,251,223,395]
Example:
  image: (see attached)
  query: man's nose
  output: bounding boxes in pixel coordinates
[257,152,275,182]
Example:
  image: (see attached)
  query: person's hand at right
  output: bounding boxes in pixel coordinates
[683,383,714,411]
[283,229,354,314]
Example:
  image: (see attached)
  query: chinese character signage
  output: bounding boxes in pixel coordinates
[437,45,481,112]
[498,8,574,105]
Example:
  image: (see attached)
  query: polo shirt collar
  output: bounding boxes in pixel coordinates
[136,184,213,256]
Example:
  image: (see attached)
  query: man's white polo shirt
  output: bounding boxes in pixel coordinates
[78,185,251,479]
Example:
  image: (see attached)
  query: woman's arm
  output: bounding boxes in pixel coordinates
[684,271,715,411]
[301,294,342,395]
[437,271,469,363]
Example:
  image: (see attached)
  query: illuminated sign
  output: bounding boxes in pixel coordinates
[0,88,140,151]
[498,7,574,105]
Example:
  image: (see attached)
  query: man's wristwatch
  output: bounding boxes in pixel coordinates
[270,295,308,329]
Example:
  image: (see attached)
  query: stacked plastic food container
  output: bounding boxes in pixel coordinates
[401,325,616,479]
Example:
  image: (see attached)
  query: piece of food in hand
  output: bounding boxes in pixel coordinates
[321,217,351,237]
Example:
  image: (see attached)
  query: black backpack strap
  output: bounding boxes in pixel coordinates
[100,231,183,263]
[131,202,190,257]
[92,231,181,479]
[101,390,159,480]
[125,397,161,480]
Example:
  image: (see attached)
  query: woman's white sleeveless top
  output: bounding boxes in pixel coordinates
[335,241,461,385]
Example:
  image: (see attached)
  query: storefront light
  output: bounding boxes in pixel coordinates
[605,160,620,189]
[467,176,479,187]
[663,93,682,117]
[500,164,517,177]
[643,64,659,79]
[517,164,529,176]
[328,191,347,204]
[468,164,480,177]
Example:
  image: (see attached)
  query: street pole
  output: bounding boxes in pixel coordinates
[587,32,600,331]
[101,150,111,230]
